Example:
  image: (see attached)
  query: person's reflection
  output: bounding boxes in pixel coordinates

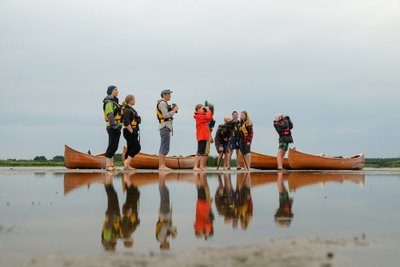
[274,171,293,227]
[121,172,140,249]
[194,172,214,240]
[101,171,121,251]
[214,173,237,228]
[156,172,177,250]
[236,172,253,230]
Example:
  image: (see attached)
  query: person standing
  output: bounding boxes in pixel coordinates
[228,111,242,170]
[193,104,213,171]
[157,89,178,170]
[214,118,232,170]
[103,85,122,171]
[273,113,293,170]
[121,95,141,170]
[238,111,253,170]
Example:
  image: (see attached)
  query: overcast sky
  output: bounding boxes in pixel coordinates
[0,0,399,159]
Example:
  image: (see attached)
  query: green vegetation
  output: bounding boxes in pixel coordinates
[365,158,400,168]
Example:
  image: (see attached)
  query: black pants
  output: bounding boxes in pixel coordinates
[123,128,141,158]
[105,127,121,158]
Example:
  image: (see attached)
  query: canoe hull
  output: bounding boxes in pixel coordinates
[122,147,195,169]
[238,151,289,170]
[288,148,365,170]
[64,145,106,169]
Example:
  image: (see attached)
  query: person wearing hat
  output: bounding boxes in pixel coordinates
[103,85,123,171]
[156,89,178,170]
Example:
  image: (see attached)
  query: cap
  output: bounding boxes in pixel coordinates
[161,89,173,95]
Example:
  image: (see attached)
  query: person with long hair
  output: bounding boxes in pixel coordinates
[238,111,253,170]
[121,95,141,170]
[103,85,122,171]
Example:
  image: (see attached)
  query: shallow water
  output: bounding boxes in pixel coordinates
[0,170,399,264]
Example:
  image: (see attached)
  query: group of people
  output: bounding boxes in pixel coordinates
[102,85,294,171]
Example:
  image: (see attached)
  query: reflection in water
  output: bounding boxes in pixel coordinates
[101,171,121,251]
[214,173,253,230]
[100,171,141,251]
[121,172,140,248]
[156,172,177,250]
[236,173,253,230]
[275,172,294,227]
[194,172,214,239]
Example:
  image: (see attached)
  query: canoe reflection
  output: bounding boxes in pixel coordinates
[287,172,365,192]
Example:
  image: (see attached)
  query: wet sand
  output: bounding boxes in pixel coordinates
[8,237,397,267]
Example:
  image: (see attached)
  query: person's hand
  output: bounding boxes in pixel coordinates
[247,142,251,146]
[218,146,223,152]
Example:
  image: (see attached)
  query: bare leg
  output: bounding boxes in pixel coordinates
[124,156,135,170]
[203,155,208,169]
[199,156,207,170]
[277,149,286,170]
[193,155,201,170]
[236,150,241,169]
[217,153,223,170]
[159,154,171,170]
[245,153,251,170]
[223,152,230,169]
[106,157,114,171]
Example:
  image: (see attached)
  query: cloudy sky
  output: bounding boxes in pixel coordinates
[1,0,399,159]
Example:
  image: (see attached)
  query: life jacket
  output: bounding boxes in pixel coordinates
[123,106,140,129]
[240,122,249,137]
[156,100,173,123]
[103,99,122,124]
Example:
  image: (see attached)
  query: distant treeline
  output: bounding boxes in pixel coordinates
[365,158,400,168]
[0,155,398,168]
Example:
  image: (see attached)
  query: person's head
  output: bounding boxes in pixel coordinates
[224,117,232,123]
[123,95,135,106]
[240,111,251,125]
[161,89,173,101]
[107,85,118,97]
[195,104,204,112]
[274,113,284,121]
[232,111,238,120]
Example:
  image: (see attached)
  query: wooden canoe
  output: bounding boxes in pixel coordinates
[64,145,106,169]
[288,148,365,170]
[287,172,365,192]
[237,151,290,170]
[64,172,106,195]
[122,147,195,169]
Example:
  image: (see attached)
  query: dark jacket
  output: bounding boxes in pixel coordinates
[273,117,293,143]
[122,106,141,130]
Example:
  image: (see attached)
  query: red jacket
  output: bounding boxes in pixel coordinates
[194,110,213,141]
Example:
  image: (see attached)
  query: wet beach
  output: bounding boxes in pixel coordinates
[1,168,399,267]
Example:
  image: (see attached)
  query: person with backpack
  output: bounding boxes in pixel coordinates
[121,95,141,170]
[214,118,233,170]
[103,85,123,171]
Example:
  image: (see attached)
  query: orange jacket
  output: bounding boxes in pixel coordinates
[194,110,213,141]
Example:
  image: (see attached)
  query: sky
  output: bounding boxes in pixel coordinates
[0,0,399,159]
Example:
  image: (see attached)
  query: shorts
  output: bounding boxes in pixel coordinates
[229,137,240,150]
[239,142,251,155]
[197,140,207,156]
[215,142,229,154]
[279,142,289,151]
[205,140,211,155]
[159,127,171,155]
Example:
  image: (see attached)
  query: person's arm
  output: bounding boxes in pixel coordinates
[105,102,118,128]
[247,124,254,144]
[159,101,175,119]
[273,121,285,135]
[286,116,293,129]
